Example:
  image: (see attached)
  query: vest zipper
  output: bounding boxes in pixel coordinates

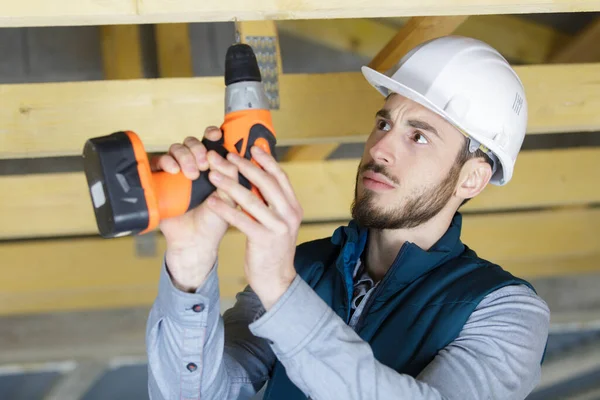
[353,242,408,333]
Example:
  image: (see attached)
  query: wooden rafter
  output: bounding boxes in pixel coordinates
[100,25,143,80]
[368,16,468,72]
[1,207,599,315]
[278,15,570,64]
[281,143,340,162]
[0,1,599,27]
[549,17,600,63]
[0,63,599,159]
[155,23,194,77]
[1,148,599,239]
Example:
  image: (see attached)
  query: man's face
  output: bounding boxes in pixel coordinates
[351,93,466,229]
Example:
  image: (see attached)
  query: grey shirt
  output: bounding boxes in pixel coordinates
[146,257,550,400]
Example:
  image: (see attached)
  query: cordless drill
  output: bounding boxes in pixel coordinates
[82,43,277,238]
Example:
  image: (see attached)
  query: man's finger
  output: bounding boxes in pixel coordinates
[206,195,264,239]
[207,150,239,207]
[204,126,222,142]
[183,136,208,171]
[226,150,298,222]
[169,143,199,180]
[250,146,302,212]
[150,154,180,174]
[208,170,286,233]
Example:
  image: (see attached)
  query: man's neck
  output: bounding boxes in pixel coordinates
[365,208,456,282]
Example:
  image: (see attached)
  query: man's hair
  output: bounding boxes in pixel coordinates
[455,138,494,207]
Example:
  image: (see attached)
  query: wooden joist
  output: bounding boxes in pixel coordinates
[100,25,144,80]
[0,1,599,28]
[278,15,570,64]
[1,148,599,240]
[155,23,194,78]
[0,64,599,159]
[549,17,600,64]
[368,16,469,72]
[1,207,599,315]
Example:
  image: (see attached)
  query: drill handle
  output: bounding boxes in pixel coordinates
[187,136,232,211]
[238,123,277,201]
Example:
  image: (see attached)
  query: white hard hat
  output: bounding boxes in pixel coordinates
[361,35,528,185]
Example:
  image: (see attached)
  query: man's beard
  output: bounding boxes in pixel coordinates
[350,160,461,230]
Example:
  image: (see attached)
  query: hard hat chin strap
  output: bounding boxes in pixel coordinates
[468,137,481,153]
[468,137,499,176]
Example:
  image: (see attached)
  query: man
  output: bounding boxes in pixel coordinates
[146,35,549,399]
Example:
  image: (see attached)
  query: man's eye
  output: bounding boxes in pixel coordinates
[413,132,429,144]
[376,119,391,131]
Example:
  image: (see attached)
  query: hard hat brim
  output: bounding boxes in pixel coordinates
[361,65,510,185]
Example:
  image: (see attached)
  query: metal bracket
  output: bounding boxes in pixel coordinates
[245,35,280,110]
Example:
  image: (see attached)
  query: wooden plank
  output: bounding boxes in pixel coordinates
[279,16,570,64]
[100,25,143,80]
[2,291,600,369]
[282,143,339,162]
[0,63,599,159]
[368,16,469,72]
[454,15,570,64]
[155,23,194,78]
[1,207,599,315]
[0,1,599,28]
[278,19,397,61]
[1,148,599,239]
[549,17,600,63]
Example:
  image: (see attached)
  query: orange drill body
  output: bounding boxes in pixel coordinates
[83,43,276,238]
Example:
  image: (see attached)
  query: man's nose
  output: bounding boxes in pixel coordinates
[368,134,396,166]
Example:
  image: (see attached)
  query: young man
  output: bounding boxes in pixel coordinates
[146,35,550,399]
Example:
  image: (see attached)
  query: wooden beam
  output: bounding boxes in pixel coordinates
[454,15,570,64]
[1,148,599,239]
[279,16,570,64]
[278,19,397,61]
[0,1,599,28]
[0,308,149,365]
[281,143,339,162]
[368,16,468,72]
[0,64,599,159]
[154,23,194,78]
[1,207,599,315]
[100,25,144,80]
[2,287,600,368]
[549,17,600,64]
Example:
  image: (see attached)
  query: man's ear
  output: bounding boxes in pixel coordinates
[456,158,493,202]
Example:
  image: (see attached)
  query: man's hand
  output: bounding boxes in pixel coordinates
[152,127,238,293]
[206,146,301,310]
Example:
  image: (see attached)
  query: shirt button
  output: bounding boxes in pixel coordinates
[186,362,197,372]
[192,304,204,313]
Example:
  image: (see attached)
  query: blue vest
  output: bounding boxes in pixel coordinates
[263,213,537,400]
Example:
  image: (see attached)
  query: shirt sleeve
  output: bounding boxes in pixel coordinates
[248,275,550,400]
[146,257,276,400]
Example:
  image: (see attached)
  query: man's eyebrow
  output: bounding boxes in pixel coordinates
[408,119,442,141]
[375,109,392,120]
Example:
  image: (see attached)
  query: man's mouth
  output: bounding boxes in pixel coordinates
[362,170,396,191]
